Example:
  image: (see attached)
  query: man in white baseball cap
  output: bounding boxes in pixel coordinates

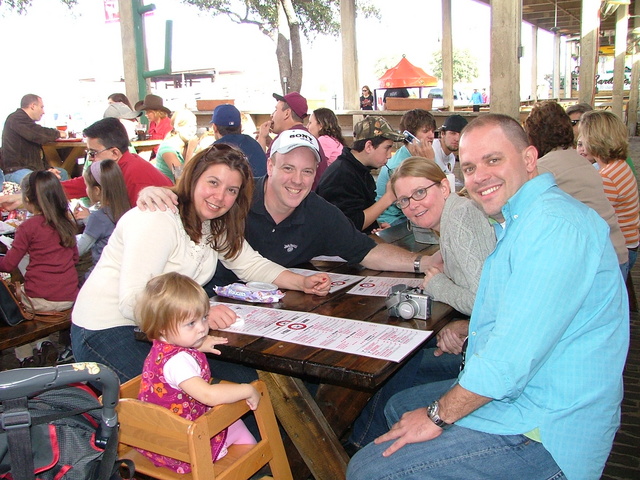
[269,128,321,163]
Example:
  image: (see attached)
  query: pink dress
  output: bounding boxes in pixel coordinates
[138,340,227,473]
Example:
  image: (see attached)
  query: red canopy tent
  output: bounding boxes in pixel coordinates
[378,56,438,89]
[374,56,438,110]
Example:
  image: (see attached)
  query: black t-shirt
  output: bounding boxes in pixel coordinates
[205,176,376,291]
[383,88,410,103]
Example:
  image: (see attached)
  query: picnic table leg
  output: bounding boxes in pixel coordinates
[315,384,372,440]
[258,370,349,480]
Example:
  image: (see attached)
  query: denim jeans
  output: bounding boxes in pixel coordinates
[346,380,565,480]
[629,248,638,271]
[5,167,69,185]
[349,348,462,448]
[71,324,258,385]
[620,261,630,281]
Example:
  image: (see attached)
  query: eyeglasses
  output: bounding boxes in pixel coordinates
[394,183,439,209]
[570,119,580,126]
[86,147,111,159]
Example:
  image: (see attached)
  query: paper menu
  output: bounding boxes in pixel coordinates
[288,268,364,293]
[215,302,431,362]
[347,276,423,297]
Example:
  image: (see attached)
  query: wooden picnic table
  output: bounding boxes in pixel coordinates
[42,139,162,176]
[211,223,456,480]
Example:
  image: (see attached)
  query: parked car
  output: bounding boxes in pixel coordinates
[427,88,470,108]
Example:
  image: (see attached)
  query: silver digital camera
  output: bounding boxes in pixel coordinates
[385,284,432,320]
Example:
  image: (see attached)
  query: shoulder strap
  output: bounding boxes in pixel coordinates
[4,280,34,321]
[1,397,35,480]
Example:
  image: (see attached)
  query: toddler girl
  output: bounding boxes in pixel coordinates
[76,160,130,279]
[0,171,79,365]
[135,272,259,474]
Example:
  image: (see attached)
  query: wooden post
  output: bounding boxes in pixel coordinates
[613,4,629,120]
[565,39,575,98]
[442,0,454,111]
[531,26,538,102]
[629,10,640,136]
[117,0,140,106]
[553,32,561,99]
[490,0,521,118]
[341,0,359,110]
[579,0,600,107]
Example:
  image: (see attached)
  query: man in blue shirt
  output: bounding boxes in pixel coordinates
[347,114,629,480]
[208,104,267,177]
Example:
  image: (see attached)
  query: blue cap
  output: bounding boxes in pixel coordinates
[211,104,241,126]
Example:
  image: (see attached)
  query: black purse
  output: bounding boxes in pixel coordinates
[0,278,29,326]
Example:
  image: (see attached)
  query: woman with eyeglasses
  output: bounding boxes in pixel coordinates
[360,85,374,110]
[71,142,331,384]
[347,156,496,450]
[391,156,495,315]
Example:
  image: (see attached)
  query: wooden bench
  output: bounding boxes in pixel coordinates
[0,317,71,352]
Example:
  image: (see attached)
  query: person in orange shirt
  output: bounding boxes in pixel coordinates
[578,110,640,278]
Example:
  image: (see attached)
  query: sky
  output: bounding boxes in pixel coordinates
[0,0,555,131]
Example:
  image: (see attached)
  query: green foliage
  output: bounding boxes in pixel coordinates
[430,48,479,84]
[0,0,76,13]
[181,0,378,40]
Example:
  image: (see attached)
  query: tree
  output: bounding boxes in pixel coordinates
[182,0,379,94]
[0,0,76,13]
[430,48,479,84]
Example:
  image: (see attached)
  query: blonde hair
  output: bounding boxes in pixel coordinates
[148,109,168,120]
[578,110,628,163]
[390,156,446,196]
[135,272,210,340]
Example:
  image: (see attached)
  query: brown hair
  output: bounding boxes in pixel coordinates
[400,109,436,144]
[107,93,133,110]
[312,108,346,145]
[172,143,254,259]
[578,110,628,163]
[83,159,131,224]
[390,156,446,196]
[136,272,210,340]
[524,101,574,157]
[21,171,77,248]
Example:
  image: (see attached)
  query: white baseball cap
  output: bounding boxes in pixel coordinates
[270,129,321,163]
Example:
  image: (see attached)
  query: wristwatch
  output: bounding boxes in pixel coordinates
[427,400,453,430]
[413,255,423,274]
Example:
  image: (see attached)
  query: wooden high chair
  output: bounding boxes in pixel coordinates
[116,376,293,480]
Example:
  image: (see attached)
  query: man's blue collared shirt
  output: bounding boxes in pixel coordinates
[457,173,629,480]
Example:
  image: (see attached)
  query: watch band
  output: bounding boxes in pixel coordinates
[427,400,453,430]
[413,255,423,274]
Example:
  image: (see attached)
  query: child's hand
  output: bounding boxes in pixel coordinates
[198,335,228,355]
[73,204,90,220]
[246,385,261,410]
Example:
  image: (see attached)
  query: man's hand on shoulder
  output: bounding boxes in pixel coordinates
[136,186,178,212]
